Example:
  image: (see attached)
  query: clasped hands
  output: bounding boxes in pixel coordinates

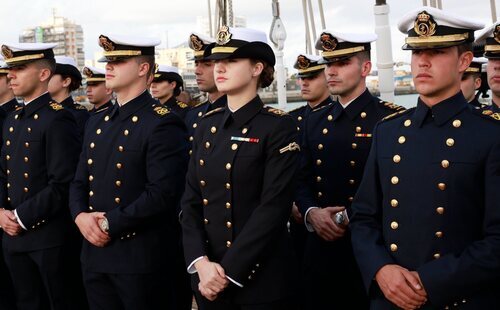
[195,256,229,301]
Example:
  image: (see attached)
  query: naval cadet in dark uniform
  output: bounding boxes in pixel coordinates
[83,66,113,114]
[69,34,188,310]
[478,22,500,113]
[350,7,500,309]
[0,58,19,114]
[181,26,300,310]
[151,64,189,119]
[0,42,84,310]
[288,53,332,283]
[460,57,486,108]
[184,32,226,152]
[49,56,90,136]
[295,30,405,310]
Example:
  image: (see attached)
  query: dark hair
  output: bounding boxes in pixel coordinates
[35,58,56,78]
[168,79,183,96]
[135,55,155,78]
[355,51,371,62]
[61,74,82,92]
[457,43,473,55]
[250,59,274,88]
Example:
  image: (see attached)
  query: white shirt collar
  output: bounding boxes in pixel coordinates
[24,92,48,105]
[117,89,147,107]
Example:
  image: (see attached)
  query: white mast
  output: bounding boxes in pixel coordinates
[270,0,287,109]
[374,0,395,102]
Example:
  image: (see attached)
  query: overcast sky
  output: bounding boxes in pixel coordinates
[0,0,495,69]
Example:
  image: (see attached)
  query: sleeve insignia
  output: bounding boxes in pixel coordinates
[266,107,287,116]
[381,100,405,111]
[154,106,170,116]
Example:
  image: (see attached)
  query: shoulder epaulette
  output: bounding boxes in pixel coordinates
[177,101,189,109]
[311,102,333,113]
[75,104,88,110]
[49,101,64,111]
[153,105,170,117]
[94,106,110,114]
[202,107,224,118]
[381,108,413,122]
[380,100,405,111]
[264,107,288,116]
[192,101,208,108]
[480,109,500,121]
[15,106,23,111]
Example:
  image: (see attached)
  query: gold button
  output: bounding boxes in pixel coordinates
[317,192,323,198]
[7,197,10,202]
[398,136,406,144]
[225,183,231,190]
[89,175,94,181]
[404,119,411,127]
[14,115,18,120]
[24,187,29,193]
[350,160,356,167]
[391,221,399,229]
[390,244,398,252]
[192,123,197,128]
[211,126,217,133]
[446,138,454,147]
[225,202,231,209]
[89,191,94,197]
[189,150,192,155]
[115,180,121,187]
[6,169,10,175]
[441,160,450,168]
[9,127,13,132]
[132,116,138,122]
[5,140,10,146]
[226,221,232,228]
[116,163,122,169]
[5,155,10,161]
[316,176,321,182]
[23,173,28,179]
[361,112,367,118]
[198,111,202,117]
[24,157,29,163]
[433,253,441,259]
[436,207,445,215]
[452,119,461,128]
[89,206,94,210]
[352,143,357,149]
[6,183,10,188]
[34,114,38,120]
[90,142,95,148]
[189,136,194,141]
[355,126,361,133]
[205,142,210,148]
[203,199,208,206]
[322,128,328,135]
[118,146,124,152]
[225,163,231,170]
[393,155,401,163]
[25,142,29,148]
[462,299,467,304]
[348,196,354,202]
[349,179,355,185]
[318,144,323,150]
[115,197,120,204]
[200,180,206,187]
[96,129,102,134]
[297,116,303,121]
[438,183,446,191]
[391,199,398,208]
[226,241,232,247]
[435,231,443,238]
[391,176,399,185]
[27,127,32,133]
[204,219,209,224]
[231,143,238,150]
[199,159,204,166]
[316,159,322,166]
[104,115,110,121]
[327,115,333,121]
[124,130,129,136]
[242,128,248,134]
[88,159,93,165]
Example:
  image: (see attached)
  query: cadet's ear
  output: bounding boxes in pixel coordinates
[458,50,473,73]
[39,67,52,83]
[138,62,151,78]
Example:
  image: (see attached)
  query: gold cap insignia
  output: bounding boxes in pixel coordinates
[216,26,232,45]
[154,63,159,74]
[414,11,437,37]
[99,35,115,52]
[154,106,170,116]
[83,67,93,78]
[1,45,13,59]
[494,24,500,44]
[190,34,204,51]
[320,33,337,52]
[297,55,311,69]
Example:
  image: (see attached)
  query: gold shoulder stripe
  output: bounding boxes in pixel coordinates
[49,102,64,111]
[381,100,405,111]
[482,110,500,120]
[15,106,23,111]
[154,106,170,116]
[203,107,224,118]
[311,103,332,113]
[381,109,410,122]
[75,104,88,110]
[266,107,288,116]
[177,101,188,109]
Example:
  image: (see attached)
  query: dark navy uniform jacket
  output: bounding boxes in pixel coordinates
[181,96,300,304]
[185,95,227,145]
[89,100,113,115]
[1,98,19,114]
[163,96,189,120]
[60,96,90,137]
[294,89,403,308]
[69,90,188,274]
[0,93,81,252]
[350,92,500,309]
[487,101,500,113]
[289,96,333,144]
